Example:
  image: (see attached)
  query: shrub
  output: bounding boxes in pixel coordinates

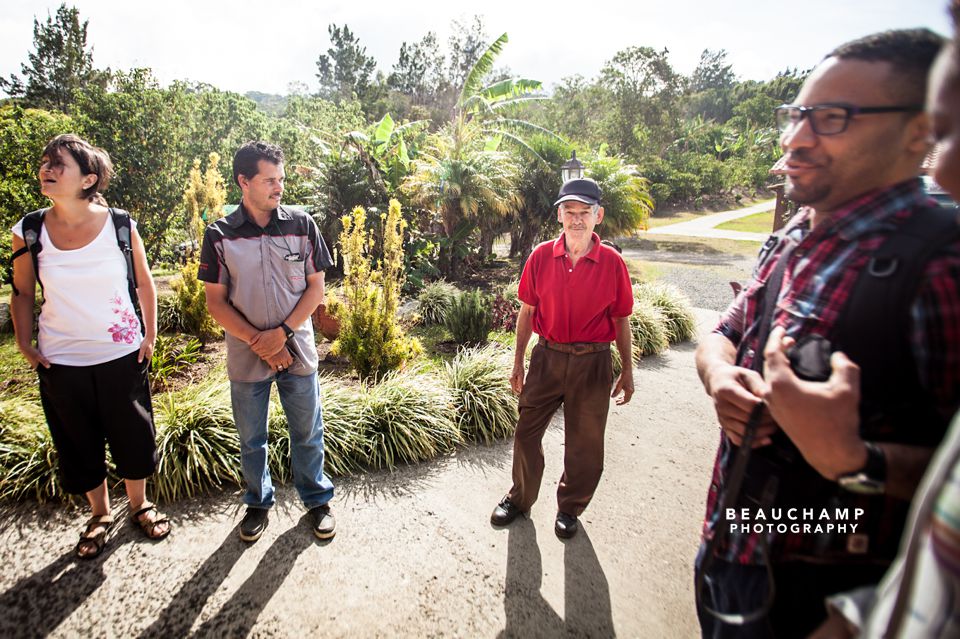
[333,201,422,380]
[635,282,697,344]
[630,300,670,359]
[417,281,458,325]
[445,290,492,346]
[315,378,367,476]
[152,377,241,502]
[157,293,185,334]
[361,371,460,469]
[490,293,519,332]
[0,400,64,502]
[443,345,518,443]
[172,259,222,342]
[150,334,202,392]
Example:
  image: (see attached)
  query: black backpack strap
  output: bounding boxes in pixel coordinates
[8,209,47,298]
[835,205,960,444]
[110,208,145,335]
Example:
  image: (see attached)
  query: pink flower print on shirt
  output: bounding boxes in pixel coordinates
[107,292,140,344]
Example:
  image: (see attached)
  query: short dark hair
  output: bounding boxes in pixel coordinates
[41,133,114,204]
[232,141,284,187]
[826,29,945,104]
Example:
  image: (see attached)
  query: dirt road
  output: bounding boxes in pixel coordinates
[0,309,723,638]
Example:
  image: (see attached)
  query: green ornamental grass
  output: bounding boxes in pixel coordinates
[630,300,670,359]
[152,377,242,502]
[0,400,63,502]
[443,345,518,444]
[417,281,458,325]
[634,282,697,344]
[314,380,367,477]
[361,370,460,469]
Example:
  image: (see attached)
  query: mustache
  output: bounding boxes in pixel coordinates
[787,150,819,165]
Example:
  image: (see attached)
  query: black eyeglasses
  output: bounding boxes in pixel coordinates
[775,103,923,136]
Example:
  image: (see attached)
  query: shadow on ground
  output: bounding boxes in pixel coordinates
[498,517,613,638]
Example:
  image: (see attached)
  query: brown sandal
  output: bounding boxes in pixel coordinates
[130,503,171,540]
[75,514,114,560]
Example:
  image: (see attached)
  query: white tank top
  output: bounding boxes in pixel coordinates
[12,212,142,365]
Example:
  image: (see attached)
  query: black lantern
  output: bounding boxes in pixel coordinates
[560,151,584,182]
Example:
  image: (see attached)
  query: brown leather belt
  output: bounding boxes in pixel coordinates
[538,338,610,355]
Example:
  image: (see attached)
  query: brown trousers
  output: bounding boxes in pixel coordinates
[507,342,614,516]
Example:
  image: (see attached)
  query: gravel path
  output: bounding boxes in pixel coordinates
[619,240,757,311]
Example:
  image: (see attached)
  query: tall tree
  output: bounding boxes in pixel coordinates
[446,16,488,91]
[0,4,108,113]
[601,46,681,157]
[690,49,736,92]
[72,68,191,260]
[388,32,446,104]
[315,24,377,103]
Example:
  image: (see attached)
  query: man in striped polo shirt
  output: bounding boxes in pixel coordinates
[199,141,336,543]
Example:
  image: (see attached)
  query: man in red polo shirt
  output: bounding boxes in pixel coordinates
[490,178,635,539]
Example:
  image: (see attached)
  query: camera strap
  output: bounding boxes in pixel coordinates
[697,234,798,626]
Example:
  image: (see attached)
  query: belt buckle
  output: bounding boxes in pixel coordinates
[572,343,590,355]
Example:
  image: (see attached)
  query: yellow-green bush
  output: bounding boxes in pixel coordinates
[332,201,422,380]
[172,259,222,342]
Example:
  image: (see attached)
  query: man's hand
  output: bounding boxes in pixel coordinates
[705,362,776,447]
[249,327,287,358]
[763,326,866,480]
[611,371,634,405]
[510,362,525,395]
[20,344,50,371]
[264,348,294,372]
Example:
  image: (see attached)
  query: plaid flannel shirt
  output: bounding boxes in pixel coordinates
[703,178,960,564]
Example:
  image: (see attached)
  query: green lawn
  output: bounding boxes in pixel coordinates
[715,210,775,233]
[618,234,763,258]
[646,210,702,229]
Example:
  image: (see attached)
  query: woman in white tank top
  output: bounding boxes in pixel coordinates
[9,134,171,559]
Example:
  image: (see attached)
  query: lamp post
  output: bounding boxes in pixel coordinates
[561,151,584,182]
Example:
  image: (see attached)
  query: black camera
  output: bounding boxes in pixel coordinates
[786,334,832,382]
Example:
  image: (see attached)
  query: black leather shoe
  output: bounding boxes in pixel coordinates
[308,504,336,540]
[490,497,524,526]
[239,507,269,542]
[555,512,578,539]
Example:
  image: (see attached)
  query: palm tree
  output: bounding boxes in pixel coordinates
[404,33,558,278]
[586,153,654,238]
[404,122,520,277]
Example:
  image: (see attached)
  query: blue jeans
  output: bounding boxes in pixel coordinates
[230,371,334,509]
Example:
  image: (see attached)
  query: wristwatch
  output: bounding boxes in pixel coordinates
[837,442,886,495]
[280,322,295,341]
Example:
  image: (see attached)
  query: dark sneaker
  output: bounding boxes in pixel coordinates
[555,512,579,539]
[490,496,524,526]
[308,504,336,539]
[239,507,269,542]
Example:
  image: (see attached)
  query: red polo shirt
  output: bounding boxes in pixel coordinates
[518,232,633,343]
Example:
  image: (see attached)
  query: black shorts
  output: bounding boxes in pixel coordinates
[37,350,158,494]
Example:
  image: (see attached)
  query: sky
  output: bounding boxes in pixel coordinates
[0,0,952,96]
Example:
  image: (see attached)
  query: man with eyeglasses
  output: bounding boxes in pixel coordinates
[693,29,960,638]
[199,141,336,543]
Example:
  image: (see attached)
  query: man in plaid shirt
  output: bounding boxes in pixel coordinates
[694,29,960,639]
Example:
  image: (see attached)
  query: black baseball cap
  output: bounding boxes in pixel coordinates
[554,178,601,206]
